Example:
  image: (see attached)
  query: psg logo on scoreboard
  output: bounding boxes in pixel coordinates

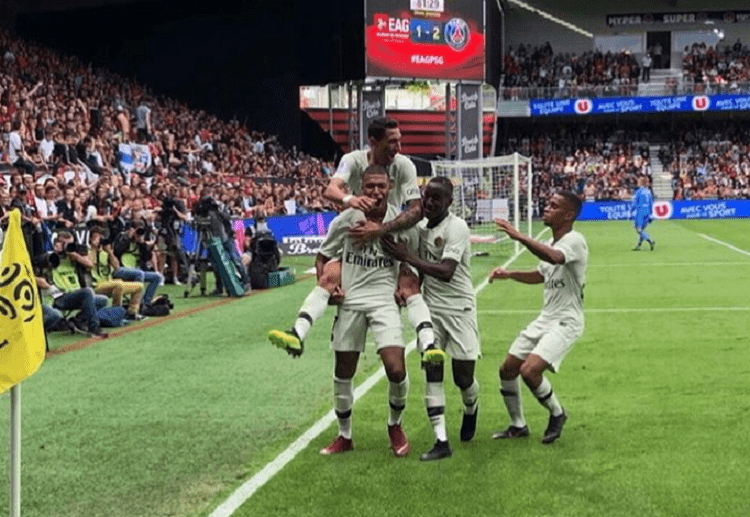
[444,18,470,51]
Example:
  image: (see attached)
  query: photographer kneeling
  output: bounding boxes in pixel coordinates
[112,221,163,306]
[88,226,145,320]
[38,232,109,338]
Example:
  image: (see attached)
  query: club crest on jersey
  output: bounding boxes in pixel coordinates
[444,18,469,51]
[434,236,443,247]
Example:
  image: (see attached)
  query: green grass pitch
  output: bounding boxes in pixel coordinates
[1,219,749,517]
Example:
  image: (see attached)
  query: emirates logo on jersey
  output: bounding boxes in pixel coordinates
[434,237,443,247]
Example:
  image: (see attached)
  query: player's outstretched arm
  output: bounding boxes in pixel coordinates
[349,199,422,245]
[494,218,565,265]
[488,267,543,284]
[381,235,457,282]
[323,177,375,211]
[380,198,422,235]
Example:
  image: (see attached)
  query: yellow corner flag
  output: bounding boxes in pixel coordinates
[0,209,45,394]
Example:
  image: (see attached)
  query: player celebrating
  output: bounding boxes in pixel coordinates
[382,177,481,461]
[268,117,438,362]
[632,176,655,251]
[489,191,587,445]
[317,165,415,456]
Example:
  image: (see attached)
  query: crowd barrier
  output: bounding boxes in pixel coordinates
[178,201,750,256]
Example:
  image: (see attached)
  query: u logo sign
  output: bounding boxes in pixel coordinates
[692,96,709,111]
[653,201,673,219]
[574,99,592,115]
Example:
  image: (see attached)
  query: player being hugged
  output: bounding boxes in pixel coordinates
[316,165,416,457]
[267,117,437,362]
[489,190,588,445]
[382,176,481,461]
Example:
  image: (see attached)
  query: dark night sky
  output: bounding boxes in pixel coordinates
[16,0,365,149]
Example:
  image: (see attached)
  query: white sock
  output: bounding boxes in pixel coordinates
[425,381,447,442]
[293,286,330,340]
[533,377,563,417]
[500,377,526,428]
[406,294,434,352]
[388,376,409,426]
[461,379,479,415]
[334,376,353,439]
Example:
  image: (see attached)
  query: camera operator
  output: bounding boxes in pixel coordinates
[112,221,163,306]
[157,185,189,285]
[40,232,109,339]
[196,186,250,296]
[87,226,144,320]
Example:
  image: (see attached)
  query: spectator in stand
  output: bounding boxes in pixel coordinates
[641,53,652,83]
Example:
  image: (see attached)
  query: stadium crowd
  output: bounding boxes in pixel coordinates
[502,39,750,99]
[0,28,337,333]
[501,43,643,100]
[497,126,653,207]
[683,39,750,92]
[0,28,337,262]
[660,122,750,200]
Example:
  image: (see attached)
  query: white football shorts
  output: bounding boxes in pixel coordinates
[431,309,481,361]
[508,317,583,373]
[331,305,405,353]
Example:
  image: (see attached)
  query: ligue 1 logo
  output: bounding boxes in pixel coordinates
[444,18,469,51]
[574,98,593,115]
[653,201,673,220]
[692,96,709,111]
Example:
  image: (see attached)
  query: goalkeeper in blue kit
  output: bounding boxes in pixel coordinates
[632,177,655,251]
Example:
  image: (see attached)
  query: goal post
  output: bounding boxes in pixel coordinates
[430,153,534,257]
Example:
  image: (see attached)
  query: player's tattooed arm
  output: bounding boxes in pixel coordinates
[380,198,422,235]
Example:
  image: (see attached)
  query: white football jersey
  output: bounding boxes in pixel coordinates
[418,214,475,312]
[319,205,418,311]
[333,150,420,208]
[536,230,588,323]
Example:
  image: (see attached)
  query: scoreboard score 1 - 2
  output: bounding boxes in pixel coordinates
[366,0,485,81]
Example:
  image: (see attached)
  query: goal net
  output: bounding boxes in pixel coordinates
[430,153,533,257]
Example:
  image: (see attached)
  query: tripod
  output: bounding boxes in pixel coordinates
[184,218,213,297]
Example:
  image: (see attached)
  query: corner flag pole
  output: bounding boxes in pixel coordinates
[10,384,21,517]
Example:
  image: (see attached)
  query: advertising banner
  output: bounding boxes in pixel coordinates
[182,212,337,255]
[579,200,750,221]
[365,0,485,81]
[360,87,386,148]
[530,94,750,117]
[607,11,750,27]
[457,83,482,159]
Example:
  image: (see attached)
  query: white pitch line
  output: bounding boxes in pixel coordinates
[208,229,549,517]
[699,234,750,258]
[479,307,750,315]
[588,261,750,268]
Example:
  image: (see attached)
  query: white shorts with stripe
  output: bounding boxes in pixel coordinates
[431,308,481,361]
[508,317,583,373]
[331,305,405,353]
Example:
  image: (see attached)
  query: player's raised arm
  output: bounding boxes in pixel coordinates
[488,266,543,284]
[324,177,375,211]
[494,218,565,265]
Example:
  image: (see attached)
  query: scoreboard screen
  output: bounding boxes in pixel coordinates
[365,0,485,81]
